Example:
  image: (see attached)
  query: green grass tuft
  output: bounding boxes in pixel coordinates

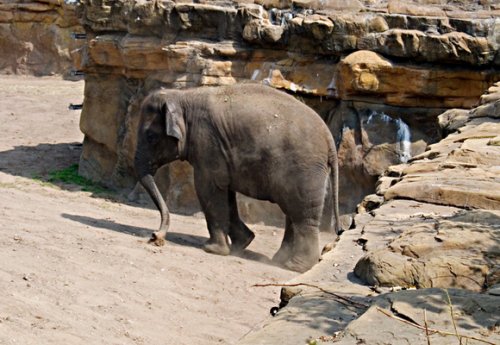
[47,164,108,194]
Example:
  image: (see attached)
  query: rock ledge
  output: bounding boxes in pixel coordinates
[236,82,500,345]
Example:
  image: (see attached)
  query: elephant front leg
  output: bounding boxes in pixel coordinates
[228,191,255,253]
[195,176,231,256]
[204,220,231,256]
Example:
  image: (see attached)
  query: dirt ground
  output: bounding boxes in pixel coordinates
[0,76,338,345]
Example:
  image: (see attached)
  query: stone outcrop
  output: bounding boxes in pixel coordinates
[236,78,500,345]
[239,287,500,345]
[353,81,500,291]
[355,207,499,291]
[0,0,83,76]
[71,0,500,221]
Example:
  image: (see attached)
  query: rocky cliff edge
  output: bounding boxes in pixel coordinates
[237,81,500,345]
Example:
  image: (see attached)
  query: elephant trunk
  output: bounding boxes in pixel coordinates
[139,174,170,235]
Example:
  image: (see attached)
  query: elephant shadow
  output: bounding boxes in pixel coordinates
[62,213,205,249]
[61,213,275,266]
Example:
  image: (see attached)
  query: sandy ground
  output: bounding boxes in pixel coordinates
[0,76,337,345]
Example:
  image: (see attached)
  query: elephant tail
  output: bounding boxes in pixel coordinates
[328,149,343,236]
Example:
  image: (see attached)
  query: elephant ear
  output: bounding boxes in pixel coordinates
[162,99,186,157]
[163,101,183,140]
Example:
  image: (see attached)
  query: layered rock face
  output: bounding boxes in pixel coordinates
[236,80,500,345]
[74,0,500,221]
[0,0,83,76]
[354,81,500,292]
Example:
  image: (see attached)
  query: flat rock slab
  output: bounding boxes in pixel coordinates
[358,199,461,252]
[355,209,499,291]
[334,288,500,345]
[238,288,500,345]
[238,291,371,345]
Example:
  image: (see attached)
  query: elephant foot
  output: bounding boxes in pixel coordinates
[281,257,316,273]
[230,230,255,254]
[203,240,231,256]
[149,231,166,247]
[272,247,292,266]
[279,251,319,273]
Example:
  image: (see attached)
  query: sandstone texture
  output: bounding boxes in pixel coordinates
[236,81,500,344]
[239,288,500,345]
[68,0,500,221]
[354,81,500,291]
[0,0,83,76]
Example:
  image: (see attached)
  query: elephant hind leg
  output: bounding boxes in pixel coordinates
[228,191,255,253]
[272,185,325,272]
[273,217,321,273]
[282,218,320,273]
[272,217,294,265]
[275,198,323,272]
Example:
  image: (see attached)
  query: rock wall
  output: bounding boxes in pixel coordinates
[354,81,500,291]
[73,0,500,222]
[0,0,83,76]
[236,79,500,345]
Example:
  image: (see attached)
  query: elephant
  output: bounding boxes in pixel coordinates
[134,83,341,272]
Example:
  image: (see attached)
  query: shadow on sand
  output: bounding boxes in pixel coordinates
[61,213,275,266]
[0,142,83,180]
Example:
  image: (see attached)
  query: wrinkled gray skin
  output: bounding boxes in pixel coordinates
[135,84,341,272]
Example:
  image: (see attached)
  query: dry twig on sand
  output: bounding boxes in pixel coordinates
[252,283,369,309]
[376,307,495,345]
[424,308,431,345]
[444,289,462,343]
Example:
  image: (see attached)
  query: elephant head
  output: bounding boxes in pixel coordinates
[134,90,186,245]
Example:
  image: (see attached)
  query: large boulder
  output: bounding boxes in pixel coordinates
[335,50,494,108]
[355,210,500,291]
